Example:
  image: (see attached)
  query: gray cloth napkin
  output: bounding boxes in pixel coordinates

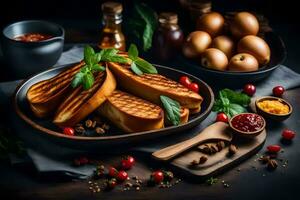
[2,47,300,179]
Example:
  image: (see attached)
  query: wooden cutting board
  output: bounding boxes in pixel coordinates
[169,129,266,180]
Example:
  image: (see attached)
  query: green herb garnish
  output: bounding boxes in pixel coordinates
[206,177,218,185]
[213,88,251,118]
[128,44,157,75]
[71,46,106,90]
[160,95,181,126]
[72,44,157,90]
[126,3,157,51]
[71,46,128,90]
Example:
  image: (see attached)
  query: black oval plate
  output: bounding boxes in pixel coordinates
[12,63,214,150]
[178,32,287,88]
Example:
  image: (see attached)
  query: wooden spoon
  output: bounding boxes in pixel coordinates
[152,122,232,161]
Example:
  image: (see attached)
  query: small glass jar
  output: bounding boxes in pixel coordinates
[152,12,184,61]
[98,2,126,51]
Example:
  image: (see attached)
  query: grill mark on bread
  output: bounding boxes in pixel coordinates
[28,62,83,102]
[57,72,105,115]
[107,90,163,119]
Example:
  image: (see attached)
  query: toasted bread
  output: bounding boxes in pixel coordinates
[53,66,116,127]
[27,62,84,117]
[107,62,203,113]
[98,90,164,132]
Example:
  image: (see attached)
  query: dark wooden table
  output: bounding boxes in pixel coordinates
[1,23,300,200]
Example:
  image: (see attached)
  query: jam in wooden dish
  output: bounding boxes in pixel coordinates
[14,33,53,42]
[231,113,264,133]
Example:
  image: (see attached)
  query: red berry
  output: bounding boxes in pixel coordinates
[188,83,199,93]
[243,84,256,96]
[267,145,281,153]
[179,76,192,88]
[282,129,296,140]
[108,167,118,177]
[121,156,135,170]
[151,171,164,184]
[272,86,285,97]
[117,170,128,182]
[216,113,228,123]
[63,127,75,136]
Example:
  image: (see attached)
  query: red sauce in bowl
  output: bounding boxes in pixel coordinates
[231,113,265,133]
[14,33,53,42]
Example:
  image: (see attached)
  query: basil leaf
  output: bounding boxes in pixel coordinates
[82,73,94,90]
[219,91,230,106]
[142,23,154,51]
[132,3,157,51]
[103,55,128,64]
[160,95,181,126]
[135,58,157,74]
[91,64,105,72]
[101,48,119,59]
[131,62,143,75]
[80,65,89,73]
[84,46,95,65]
[228,103,247,118]
[128,44,139,60]
[71,72,84,88]
[220,89,250,107]
[212,99,223,112]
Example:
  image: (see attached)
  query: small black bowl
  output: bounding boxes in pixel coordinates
[1,20,64,79]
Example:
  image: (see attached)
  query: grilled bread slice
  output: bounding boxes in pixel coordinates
[98,90,164,132]
[107,62,203,113]
[53,66,116,127]
[27,62,84,117]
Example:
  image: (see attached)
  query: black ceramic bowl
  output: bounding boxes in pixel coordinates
[179,32,286,88]
[12,63,214,151]
[1,20,64,79]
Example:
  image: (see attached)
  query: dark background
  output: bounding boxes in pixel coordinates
[1,0,299,72]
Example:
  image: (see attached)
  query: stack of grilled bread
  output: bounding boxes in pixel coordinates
[27,57,203,133]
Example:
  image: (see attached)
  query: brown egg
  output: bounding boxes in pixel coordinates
[237,35,271,65]
[201,48,228,71]
[182,31,212,58]
[196,12,225,37]
[230,12,259,39]
[228,53,259,72]
[211,35,235,59]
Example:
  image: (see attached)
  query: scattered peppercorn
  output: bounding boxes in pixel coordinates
[85,119,93,128]
[95,127,105,134]
[216,141,226,151]
[190,159,199,166]
[199,155,208,164]
[267,159,278,170]
[259,155,270,164]
[229,144,237,155]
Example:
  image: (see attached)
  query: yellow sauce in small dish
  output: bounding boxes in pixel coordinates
[257,100,289,115]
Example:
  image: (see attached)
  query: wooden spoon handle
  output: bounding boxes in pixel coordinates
[152,133,206,161]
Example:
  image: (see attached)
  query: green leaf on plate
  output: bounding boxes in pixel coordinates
[160,95,181,126]
[71,72,84,88]
[128,44,139,60]
[82,72,94,90]
[130,62,143,75]
[135,58,157,74]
